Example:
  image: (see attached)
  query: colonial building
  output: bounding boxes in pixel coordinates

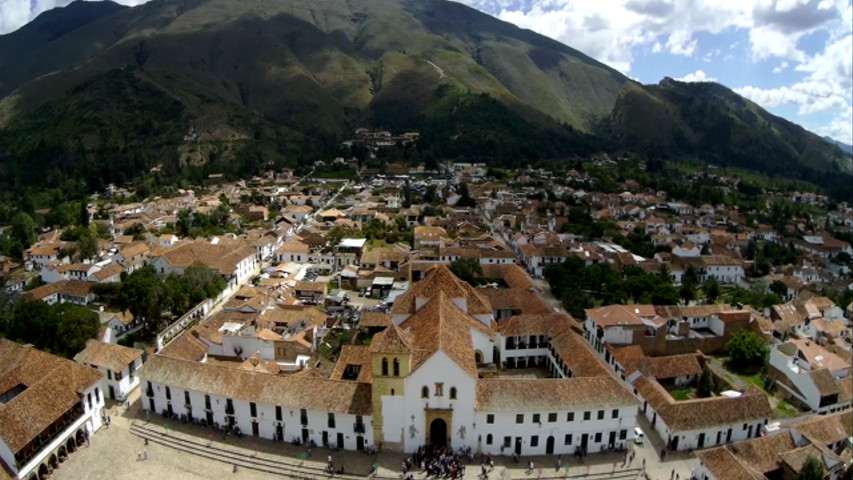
[141,265,637,455]
[73,340,144,402]
[0,340,104,480]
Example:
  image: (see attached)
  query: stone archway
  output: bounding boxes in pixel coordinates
[38,463,49,479]
[429,418,447,448]
[67,437,76,453]
[58,445,67,463]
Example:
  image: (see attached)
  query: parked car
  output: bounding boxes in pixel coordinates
[633,427,644,444]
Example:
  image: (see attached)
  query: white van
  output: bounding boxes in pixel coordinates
[633,427,645,444]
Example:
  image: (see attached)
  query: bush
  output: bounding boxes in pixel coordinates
[725,331,769,373]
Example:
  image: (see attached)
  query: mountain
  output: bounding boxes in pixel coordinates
[0,0,850,199]
[609,78,853,177]
[824,136,853,155]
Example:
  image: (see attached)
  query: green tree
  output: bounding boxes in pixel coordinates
[697,366,717,398]
[10,212,36,256]
[769,280,788,299]
[54,304,99,357]
[119,266,165,324]
[725,331,769,372]
[562,288,593,319]
[449,258,483,286]
[680,283,697,305]
[76,228,99,261]
[704,278,721,304]
[797,456,824,480]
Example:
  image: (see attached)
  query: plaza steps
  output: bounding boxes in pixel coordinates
[129,422,388,479]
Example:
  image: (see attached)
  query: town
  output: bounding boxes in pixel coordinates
[0,153,851,480]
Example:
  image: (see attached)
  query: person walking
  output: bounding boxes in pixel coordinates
[556,455,562,471]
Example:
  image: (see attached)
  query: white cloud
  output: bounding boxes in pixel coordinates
[772,61,789,73]
[0,0,148,34]
[676,70,718,82]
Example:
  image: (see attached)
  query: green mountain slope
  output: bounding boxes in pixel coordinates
[610,78,852,176]
[0,0,850,201]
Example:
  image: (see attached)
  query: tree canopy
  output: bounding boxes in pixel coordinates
[725,331,769,373]
[797,456,824,480]
[0,301,99,358]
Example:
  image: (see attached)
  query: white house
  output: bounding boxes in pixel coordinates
[630,373,772,451]
[148,240,257,288]
[0,339,104,480]
[768,338,852,413]
[74,339,144,402]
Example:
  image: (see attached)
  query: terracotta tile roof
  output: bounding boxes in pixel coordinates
[399,292,487,378]
[585,304,656,327]
[654,304,732,319]
[621,354,703,380]
[330,345,373,383]
[24,280,95,301]
[496,313,578,337]
[0,340,102,454]
[694,447,766,480]
[294,281,326,292]
[479,264,535,289]
[475,377,636,412]
[778,445,827,473]
[792,409,853,446]
[726,430,798,474]
[141,355,371,415]
[631,375,771,431]
[73,339,142,373]
[259,306,327,329]
[238,354,281,374]
[479,288,552,314]
[369,324,414,354]
[92,262,124,281]
[118,242,149,259]
[609,345,646,365]
[390,264,492,315]
[787,338,849,371]
[549,329,613,378]
[809,368,841,396]
[158,331,208,361]
[359,312,391,328]
[275,240,309,254]
[156,240,255,276]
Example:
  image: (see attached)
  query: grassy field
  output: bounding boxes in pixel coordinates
[737,372,766,390]
[669,388,695,401]
[773,400,799,418]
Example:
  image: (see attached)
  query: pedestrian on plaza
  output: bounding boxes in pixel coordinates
[642,458,646,472]
[513,453,519,464]
[556,455,561,471]
[661,448,666,461]
[528,460,535,474]
[671,468,675,480]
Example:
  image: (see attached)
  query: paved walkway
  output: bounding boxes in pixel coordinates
[53,389,699,480]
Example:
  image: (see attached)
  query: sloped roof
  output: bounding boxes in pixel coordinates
[496,313,578,337]
[330,345,373,383]
[475,377,637,412]
[0,340,102,454]
[792,409,853,446]
[390,264,492,315]
[369,324,414,354]
[141,355,371,415]
[631,375,771,431]
[74,339,143,373]
[694,447,766,480]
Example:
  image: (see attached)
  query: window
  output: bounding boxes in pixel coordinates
[597,410,604,420]
[504,437,511,448]
[583,411,591,421]
[450,387,457,400]
[422,386,429,398]
[487,414,495,424]
[205,395,211,409]
[95,388,100,401]
[328,413,336,428]
[532,414,541,424]
[548,413,557,423]
[435,383,443,397]
[250,402,257,417]
[530,436,539,447]
[115,370,122,381]
[516,414,524,424]
[567,412,575,422]
[165,386,171,400]
[594,432,602,443]
[381,358,388,376]
[564,434,573,445]
[184,391,191,407]
[619,429,627,440]
[393,358,400,376]
[107,370,112,380]
[87,393,92,409]
[612,409,619,419]
[391,389,395,395]
[486,434,493,445]
[275,406,282,421]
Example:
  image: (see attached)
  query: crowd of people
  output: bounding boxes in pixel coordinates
[401,444,477,479]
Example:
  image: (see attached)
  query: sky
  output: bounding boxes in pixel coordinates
[0,0,851,144]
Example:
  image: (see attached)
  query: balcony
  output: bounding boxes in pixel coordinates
[145,386,154,398]
[225,403,235,415]
[300,415,308,426]
[15,402,85,469]
[353,422,366,434]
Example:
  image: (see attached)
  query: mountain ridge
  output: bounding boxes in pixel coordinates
[0,0,850,200]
